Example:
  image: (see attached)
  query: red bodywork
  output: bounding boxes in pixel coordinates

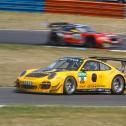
[62,32,121,47]
[49,23,122,48]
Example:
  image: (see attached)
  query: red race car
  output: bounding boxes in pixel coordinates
[48,22,122,48]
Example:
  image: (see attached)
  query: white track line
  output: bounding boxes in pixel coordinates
[44,45,126,52]
[44,45,87,51]
[0,29,49,32]
[35,105,126,107]
[0,105,6,107]
[0,87,14,89]
[0,105,126,107]
[110,50,126,52]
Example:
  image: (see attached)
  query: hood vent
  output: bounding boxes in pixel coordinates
[26,72,48,78]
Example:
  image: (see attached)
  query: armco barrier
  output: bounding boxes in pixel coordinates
[45,0,77,14]
[0,0,125,18]
[45,0,125,18]
[77,1,124,18]
[0,0,45,12]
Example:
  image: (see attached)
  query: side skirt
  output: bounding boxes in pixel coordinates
[76,88,111,94]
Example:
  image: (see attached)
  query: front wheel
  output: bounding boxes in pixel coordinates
[63,76,76,95]
[111,75,125,95]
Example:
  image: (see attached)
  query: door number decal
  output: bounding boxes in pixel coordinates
[78,71,87,83]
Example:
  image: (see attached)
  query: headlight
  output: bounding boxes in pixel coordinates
[48,72,56,79]
[19,71,26,77]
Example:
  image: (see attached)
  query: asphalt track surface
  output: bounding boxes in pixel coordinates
[0,31,126,106]
[1,87,126,106]
[0,30,126,50]
[110,35,126,50]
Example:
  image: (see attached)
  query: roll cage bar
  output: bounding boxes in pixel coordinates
[90,56,126,73]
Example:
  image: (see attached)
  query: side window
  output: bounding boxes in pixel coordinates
[100,63,111,71]
[76,27,87,32]
[83,61,99,71]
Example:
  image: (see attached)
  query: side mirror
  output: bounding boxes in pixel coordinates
[81,68,85,72]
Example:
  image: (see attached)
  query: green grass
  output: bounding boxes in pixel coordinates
[0,106,126,126]
[0,44,126,87]
[0,12,126,33]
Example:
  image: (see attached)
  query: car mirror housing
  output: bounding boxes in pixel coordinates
[81,68,85,72]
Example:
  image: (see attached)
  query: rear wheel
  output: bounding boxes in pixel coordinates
[58,37,68,46]
[111,75,125,95]
[49,31,67,46]
[85,36,96,48]
[48,31,59,45]
[63,76,76,95]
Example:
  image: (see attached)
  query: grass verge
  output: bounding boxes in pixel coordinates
[0,44,126,87]
[0,12,126,33]
[0,106,126,126]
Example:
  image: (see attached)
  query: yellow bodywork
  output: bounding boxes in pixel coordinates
[16,58,126,94]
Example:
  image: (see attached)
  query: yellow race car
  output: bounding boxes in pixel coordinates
[15,56,126,95]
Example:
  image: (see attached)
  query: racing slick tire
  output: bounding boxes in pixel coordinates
[63,76,77,95]
[48,31,59,45]
[48,31,67,46]
[111,75,125,95]
[85,36,96,48]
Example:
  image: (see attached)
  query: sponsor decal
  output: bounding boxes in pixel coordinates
[78,71,87,83]
[87,85,105,88]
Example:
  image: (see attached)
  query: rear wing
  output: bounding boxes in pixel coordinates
[48,22,69,30]
[90,56,126,73]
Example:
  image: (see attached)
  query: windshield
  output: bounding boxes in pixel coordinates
[77,26,96,33]
[47,58,84,71]
[63,25,75,32]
